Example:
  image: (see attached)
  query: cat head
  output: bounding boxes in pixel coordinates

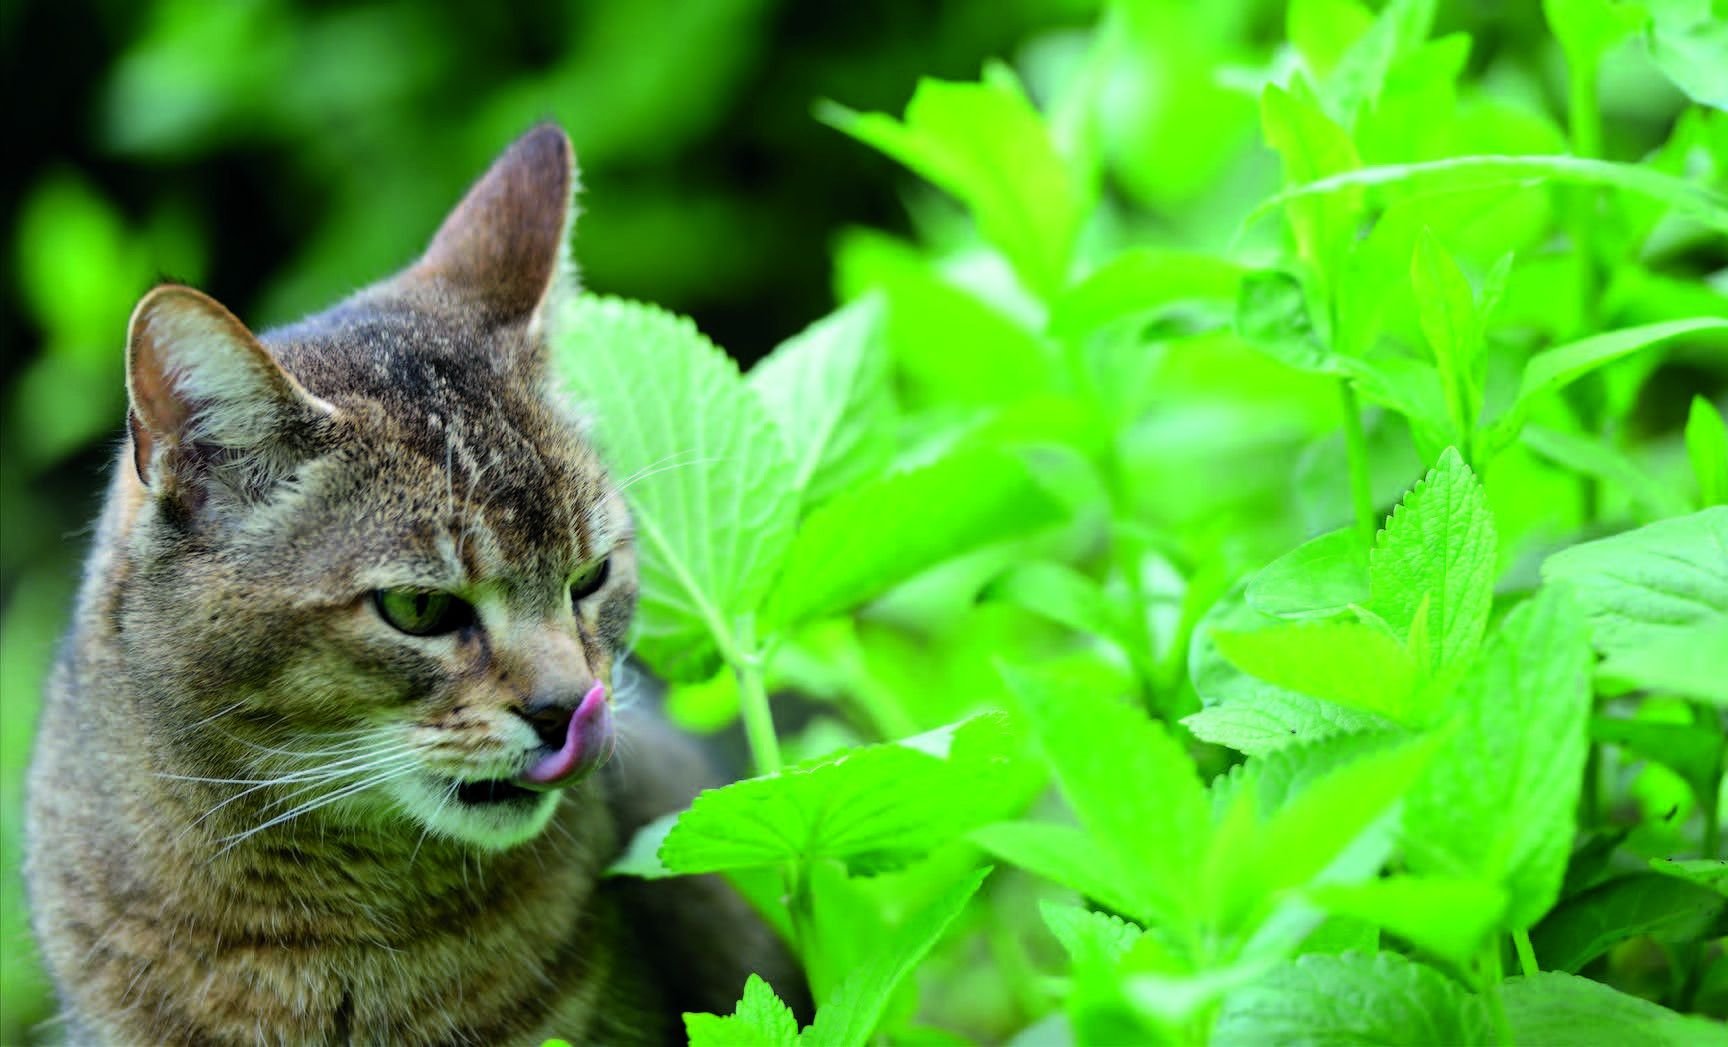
[118,125,637,852]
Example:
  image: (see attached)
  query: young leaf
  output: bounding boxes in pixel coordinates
[1003,663,1209,931]
[1410,228,1478,445]
[1516,317,1728,408]
[1530,872,1727,974]
[1040,902,1145,966]
[683,975,800,1047]
[1259,81,1363,291]
[980,561,1129,653]
[1246,527,1371,619]
[802,867,991,1047]
[1211,620,1418,724]
[1542,508,1728,705]
[658,715,1013,876]
[1323,0,1436,127]
[1307,877,1506,968]
[748,296,893,510]
[766,446,1065,627]
[1369,446,1497,671]
[1687,395,1728,507]
[820,69,1083,297]
[553,297,798,680]
[1249,154,1728,236]
[1404,585,1593,931]
[1234,269,1337,375]
[1211,952,1493,1046]
[972,822,1149,925]
[1048,249,1242,341]
[1502,971,1728,1047]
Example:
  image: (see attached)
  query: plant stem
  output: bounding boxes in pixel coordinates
[1695,700,1723,859]
[1338,380,1376,548]
[1480,942,1514,1047]
[731,618,782,776]
[1513,930,1539,978]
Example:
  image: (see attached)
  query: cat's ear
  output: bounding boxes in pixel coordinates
[408,124,576,325]
[126,285,334,504]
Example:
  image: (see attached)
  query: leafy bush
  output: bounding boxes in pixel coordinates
[559,0,1728,1042]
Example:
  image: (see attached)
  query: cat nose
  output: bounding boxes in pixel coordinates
[520,689,587,749]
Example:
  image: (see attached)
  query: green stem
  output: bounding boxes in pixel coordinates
[785,860,816,983]
[1339,381,1376,548]
[1513,930,1539,979]
[1695,701,1723,859]
[1480,942,1515,1047]
[732,618,782,776]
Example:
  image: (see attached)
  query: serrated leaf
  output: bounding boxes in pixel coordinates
[802,867,990,1047]
[1307,877,1506,967]
[1543,508,1728,705]
[1687,396,1728,507]
[553,297,797,680]
[1502,971,1728,1047]
[767,446,1065,626]
[1003,664,1209,931]
[1532,872,1726,974]
[658,715,1012,876]
[683,975,800,1047]
[748,296,893,510]
[1247,527,1371,619]
[1404,586,1593,930]
[1041,902,1145,966]
[1212,620,1418,725]
[1211,951,1493,1046]
[821,69,1083,297]
[1369,446,1496,671]
[1517,317,1728,408]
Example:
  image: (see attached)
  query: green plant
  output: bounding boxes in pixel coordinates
[563,0,1728,1042]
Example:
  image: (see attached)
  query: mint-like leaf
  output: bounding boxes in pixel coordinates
[1212,952,1492,1046]
[1531,872,1727,974]
[553,297,798,680]
[1211,620,1417,724]
[1369,446,1495,670]
[683,975,800,1047]
[1502,972,1728,1047]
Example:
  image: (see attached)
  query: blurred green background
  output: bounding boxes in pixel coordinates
[0,0,1715,1039]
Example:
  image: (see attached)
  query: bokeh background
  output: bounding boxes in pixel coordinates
[0,0,1714,1039]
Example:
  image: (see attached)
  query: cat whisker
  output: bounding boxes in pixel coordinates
[208,761,423,859]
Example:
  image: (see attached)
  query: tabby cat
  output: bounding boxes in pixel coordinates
[24,125,804,1045]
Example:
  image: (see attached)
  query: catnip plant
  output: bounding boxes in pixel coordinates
[552,0,1728,1043]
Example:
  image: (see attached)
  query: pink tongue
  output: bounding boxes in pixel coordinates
[516,682,614,789]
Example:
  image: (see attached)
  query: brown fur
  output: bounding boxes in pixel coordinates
[25,125,804,1045]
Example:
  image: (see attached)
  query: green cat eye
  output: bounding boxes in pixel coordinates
[570,557,611,604]
[372,588,473,636]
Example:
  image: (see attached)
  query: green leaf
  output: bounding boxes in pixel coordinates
[1543,508,1728,705]
[1687,396,1728,507]
[1517,317,1728,408]
[1325,0,1437,127]
[1502,971,1728,1047]
[820,68,1083,297]
[684,975,800,1047]
[802,867,990,1047]
[974,821,1149,924]
[1307,877,1506,967]
[766,446,1065,626]
[1369,447,1497,671]
[1049,248,1242,341]
[1040,902,1145,966]
[1646,2,1728,110]
[1211,620,1418,724]
[1251,154,1728,236]
[1410,228,1478,445]
[1259,81,1363,288]
[1591,715,1723,804]
[1004,663,1209,931]
[1650,857,1728,897]
[1404,586,1593,931]
[748,296,893,510]
[1544,0,1647,69]
[1247,527,1371,619]
[1212,952,1493,1046]
[980,561,1128,650]
[1531,872,1727,974]
[1234,269,1338,375]
[553,297,798,680]
[1521,423,1694,522]
[658,715,1012,876]
[1289,0,1376,79]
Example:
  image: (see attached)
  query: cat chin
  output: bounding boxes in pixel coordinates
[385,773,562,851]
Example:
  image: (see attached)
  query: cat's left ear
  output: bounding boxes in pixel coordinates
[408,123,576,327]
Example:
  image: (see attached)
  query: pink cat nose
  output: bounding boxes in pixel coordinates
[515,682,614,789]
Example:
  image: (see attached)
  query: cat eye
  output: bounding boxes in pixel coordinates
[570,557,611,604]
[372,588,474,636]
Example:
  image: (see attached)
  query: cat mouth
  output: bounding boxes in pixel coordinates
[451,778,540,807]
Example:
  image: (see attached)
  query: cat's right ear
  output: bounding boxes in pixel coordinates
[126,285,335,505]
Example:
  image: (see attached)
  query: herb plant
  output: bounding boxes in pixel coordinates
[559,1,1727,1042]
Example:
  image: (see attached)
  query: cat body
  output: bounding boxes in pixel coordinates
[24,126,800,1044]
